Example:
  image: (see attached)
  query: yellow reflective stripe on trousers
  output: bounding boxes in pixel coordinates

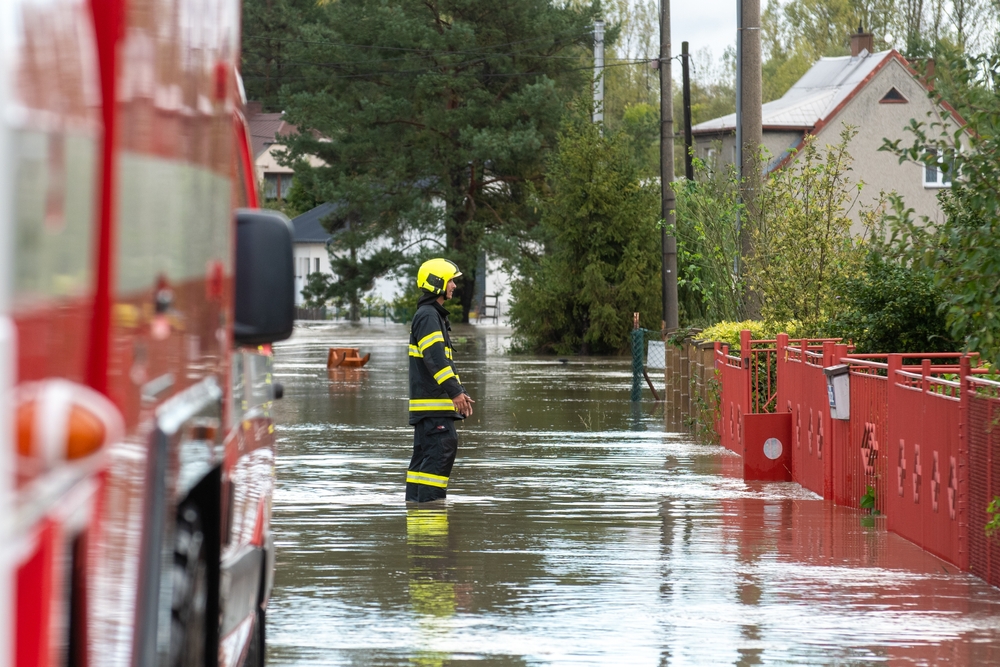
[434,366,456,384]
[406,470,449,488]
[409,399,455,411]
[417,331,445,352]
[409,345,422,357]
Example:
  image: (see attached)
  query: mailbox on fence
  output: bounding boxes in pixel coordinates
[824,364,850,420]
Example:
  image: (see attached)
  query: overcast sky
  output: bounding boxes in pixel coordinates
[671,0,742,64]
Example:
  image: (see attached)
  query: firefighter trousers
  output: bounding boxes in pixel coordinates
[406,416,459,502]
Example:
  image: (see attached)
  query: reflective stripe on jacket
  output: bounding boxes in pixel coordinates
[408,298,464,424]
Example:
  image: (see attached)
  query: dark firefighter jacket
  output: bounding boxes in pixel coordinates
[408,294,465,424]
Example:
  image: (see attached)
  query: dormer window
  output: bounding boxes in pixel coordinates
[879,87,908,104]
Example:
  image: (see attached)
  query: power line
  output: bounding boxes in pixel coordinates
[242,47,651,71]
[242,29,594,57]
[240,58,656,83]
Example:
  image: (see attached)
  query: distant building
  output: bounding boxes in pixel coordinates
[289,203,340,306]
[245,102,325,203]
[692,30,963,227]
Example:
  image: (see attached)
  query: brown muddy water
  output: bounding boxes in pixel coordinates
[268,322,1000,666]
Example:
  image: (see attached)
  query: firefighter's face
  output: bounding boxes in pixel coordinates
[445,279,457,299]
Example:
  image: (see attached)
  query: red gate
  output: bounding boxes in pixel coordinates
[776,336,834,498]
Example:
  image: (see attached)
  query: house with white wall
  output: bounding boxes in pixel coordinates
[289,202,339,306]
[249,102,512,319]
[289,202,510,321]
[691,30,964,230]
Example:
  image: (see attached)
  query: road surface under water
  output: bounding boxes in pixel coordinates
[269,322,1000,666]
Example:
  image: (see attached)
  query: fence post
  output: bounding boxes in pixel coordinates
[630,315,643,402]
[670,340,682,422]
[776,333,789,414]
[740,330,752,422]
[958,354,971,571]
[715,342,723,439]
[663,334,675,421]
[822,340,835,368]
[680,338,690,427]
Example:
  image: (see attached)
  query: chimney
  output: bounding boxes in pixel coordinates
[245,100,263,118]
[851,25,874,57]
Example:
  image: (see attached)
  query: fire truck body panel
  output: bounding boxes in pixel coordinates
[2,0,286,663]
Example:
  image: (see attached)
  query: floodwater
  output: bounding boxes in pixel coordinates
[268,323,1000,666]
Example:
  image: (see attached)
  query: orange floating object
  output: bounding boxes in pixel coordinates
[340,353,370,368]
[327,347,370,369]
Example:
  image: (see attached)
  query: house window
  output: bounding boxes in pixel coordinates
[263,172,292,201]
[314,258,320,273]
[923,149,952,188]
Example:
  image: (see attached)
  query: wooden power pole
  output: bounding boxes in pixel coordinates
[659,0,678,331]
[738,0,762,317]
[681,41,693,181]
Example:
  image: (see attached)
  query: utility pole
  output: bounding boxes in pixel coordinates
[593,20,605,124]
[659,0,678,331]
[735,0,743,279]
[681,41,693,181]
[738,0,762,317]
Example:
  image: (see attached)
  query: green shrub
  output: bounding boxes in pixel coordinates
[824,251,956,354]
[698,319,808,350]
[509,104,662,355]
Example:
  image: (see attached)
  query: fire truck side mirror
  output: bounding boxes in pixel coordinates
[234,209,295,345]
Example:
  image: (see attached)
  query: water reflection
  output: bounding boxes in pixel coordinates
[407,507,455,667]
[269,323,1000,666]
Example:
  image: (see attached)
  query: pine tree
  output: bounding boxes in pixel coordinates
[273,0,602,321]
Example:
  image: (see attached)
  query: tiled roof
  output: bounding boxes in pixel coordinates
[290,202,346,244]
[692,50,894,134]
[246,104,298,158]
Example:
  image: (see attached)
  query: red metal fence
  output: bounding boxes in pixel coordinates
[841,359,887,515]
[885,356,967,568]
[709,329,1000,582]
[775,336,837,498]
[715,340,748,455]
[967,376,1000,587]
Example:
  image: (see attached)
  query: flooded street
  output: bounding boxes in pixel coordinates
[268,323,1000,666]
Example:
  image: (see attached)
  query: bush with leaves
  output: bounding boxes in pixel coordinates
[508,106,662,355]
[746,126,880,329]
[698,319,810,349]
[881,52,1000,367]
[669,156,745,325]
[824,250,956,354]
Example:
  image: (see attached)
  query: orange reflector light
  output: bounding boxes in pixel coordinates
[15,380,124,469]
[66,404,108,460]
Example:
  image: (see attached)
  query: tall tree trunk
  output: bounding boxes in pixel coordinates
[447,169,474,323]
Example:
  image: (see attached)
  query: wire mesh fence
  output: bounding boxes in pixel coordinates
[631,328,665,401]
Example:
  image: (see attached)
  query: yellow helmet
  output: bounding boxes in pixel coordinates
[417,258,462,295]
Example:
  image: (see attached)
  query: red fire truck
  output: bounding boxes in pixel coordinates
[1,0,293,665]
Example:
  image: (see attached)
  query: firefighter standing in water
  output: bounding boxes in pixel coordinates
[406,258,475,502]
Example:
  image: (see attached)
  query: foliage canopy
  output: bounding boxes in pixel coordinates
[508,108,662,355]
[269,0,601,321]
[881,52,1000,365]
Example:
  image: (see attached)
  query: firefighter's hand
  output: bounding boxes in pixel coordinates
[453,393,475,417]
